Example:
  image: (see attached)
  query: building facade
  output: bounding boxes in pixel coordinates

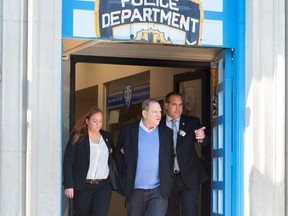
[0,0,287,215]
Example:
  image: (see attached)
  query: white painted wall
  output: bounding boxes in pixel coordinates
[286,1,288,213]
[0,0,62,215]
[0,0,27,214]
[245,0,286,215]
[1,0,287,214]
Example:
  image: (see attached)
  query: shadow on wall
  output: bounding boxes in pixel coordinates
[249,167,285,216]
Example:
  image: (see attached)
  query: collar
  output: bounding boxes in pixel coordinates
[139,118,158,133]
[166,115,180,122]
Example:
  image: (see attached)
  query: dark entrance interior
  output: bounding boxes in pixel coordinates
[69,55,211,216]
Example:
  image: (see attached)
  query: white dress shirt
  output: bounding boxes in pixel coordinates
[86,136,109,180]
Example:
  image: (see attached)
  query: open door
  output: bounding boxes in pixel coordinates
[211,49,233,215]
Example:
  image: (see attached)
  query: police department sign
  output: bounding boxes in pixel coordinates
[95,0,204,45]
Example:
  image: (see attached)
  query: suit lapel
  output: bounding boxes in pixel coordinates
[176,116,187,148]
[131,124,139,156]
[83,135,90,161]
[158,125,164,156]
[179,116,187,131]
[160,117,166,126]
[101,131,110,148]
[101,131,114,155]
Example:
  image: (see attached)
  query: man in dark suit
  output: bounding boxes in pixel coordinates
[160,92,208,216]
[115,98,175,216]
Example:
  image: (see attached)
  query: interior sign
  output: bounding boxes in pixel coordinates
[95,0,204,45]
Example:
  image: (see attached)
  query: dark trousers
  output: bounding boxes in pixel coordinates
[73,180,112,216]
[166,174,200,216]
[127,186,168,216]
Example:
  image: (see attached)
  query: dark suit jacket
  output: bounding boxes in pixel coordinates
[114,122,174,199]
[160,115,209,189]
[63,130,117,190]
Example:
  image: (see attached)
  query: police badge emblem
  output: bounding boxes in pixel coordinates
[123,84,133,109]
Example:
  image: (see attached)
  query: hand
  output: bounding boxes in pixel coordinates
[120,147,124,154]
[65,188,74,199]
[194,127,206,143]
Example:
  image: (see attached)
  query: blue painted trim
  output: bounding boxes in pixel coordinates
[204,11,223,20]
[211,49,233,216]
[73,1,94,9]
[62,0,74,38]
[232,0,245,215]
[62,0,94,38]
[223,0,236,48]
[77,0,94,2]
[224,49,233,216]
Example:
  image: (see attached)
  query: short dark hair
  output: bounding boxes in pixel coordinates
[165,91,182,103]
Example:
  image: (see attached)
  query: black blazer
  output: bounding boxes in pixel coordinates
[63,130,117,190]
[160,115,209,189]
[114,122,174,199]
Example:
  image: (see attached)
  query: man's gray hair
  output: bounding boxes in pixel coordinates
[142,98,159,111]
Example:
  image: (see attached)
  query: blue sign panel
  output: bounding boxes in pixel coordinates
[62,0,236,47]
[95,0,202,45]
[107,87,150,109]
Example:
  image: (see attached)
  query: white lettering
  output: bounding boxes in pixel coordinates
[179,15,190,31]
[121,9,132,23]
[170,0,178,11]
[160,10,172,25]
[190,18,199,33]
[143,8,153,21]
[158,0,168,8]
[121,0,130,7]
[121,0,179,11]
[102,13,110,28]
[110,11,121,26]
[101,7,199,34]
[131,8,143,22]
[132,0,143,7]
[151,8,160,20]
[144,0,155,7]
[171,12,180,28]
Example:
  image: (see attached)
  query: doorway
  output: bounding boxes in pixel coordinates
[68,53,215,215]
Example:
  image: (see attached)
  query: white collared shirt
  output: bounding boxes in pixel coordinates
[139,118,158,133]
[86,136,109,179]
[166,115,180,130]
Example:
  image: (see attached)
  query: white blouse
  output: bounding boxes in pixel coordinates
[86,136,109,180]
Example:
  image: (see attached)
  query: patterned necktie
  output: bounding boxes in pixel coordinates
[171,120,180,172]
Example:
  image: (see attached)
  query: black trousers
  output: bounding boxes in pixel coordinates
[166,174,200,216]
[73,180,112,216]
